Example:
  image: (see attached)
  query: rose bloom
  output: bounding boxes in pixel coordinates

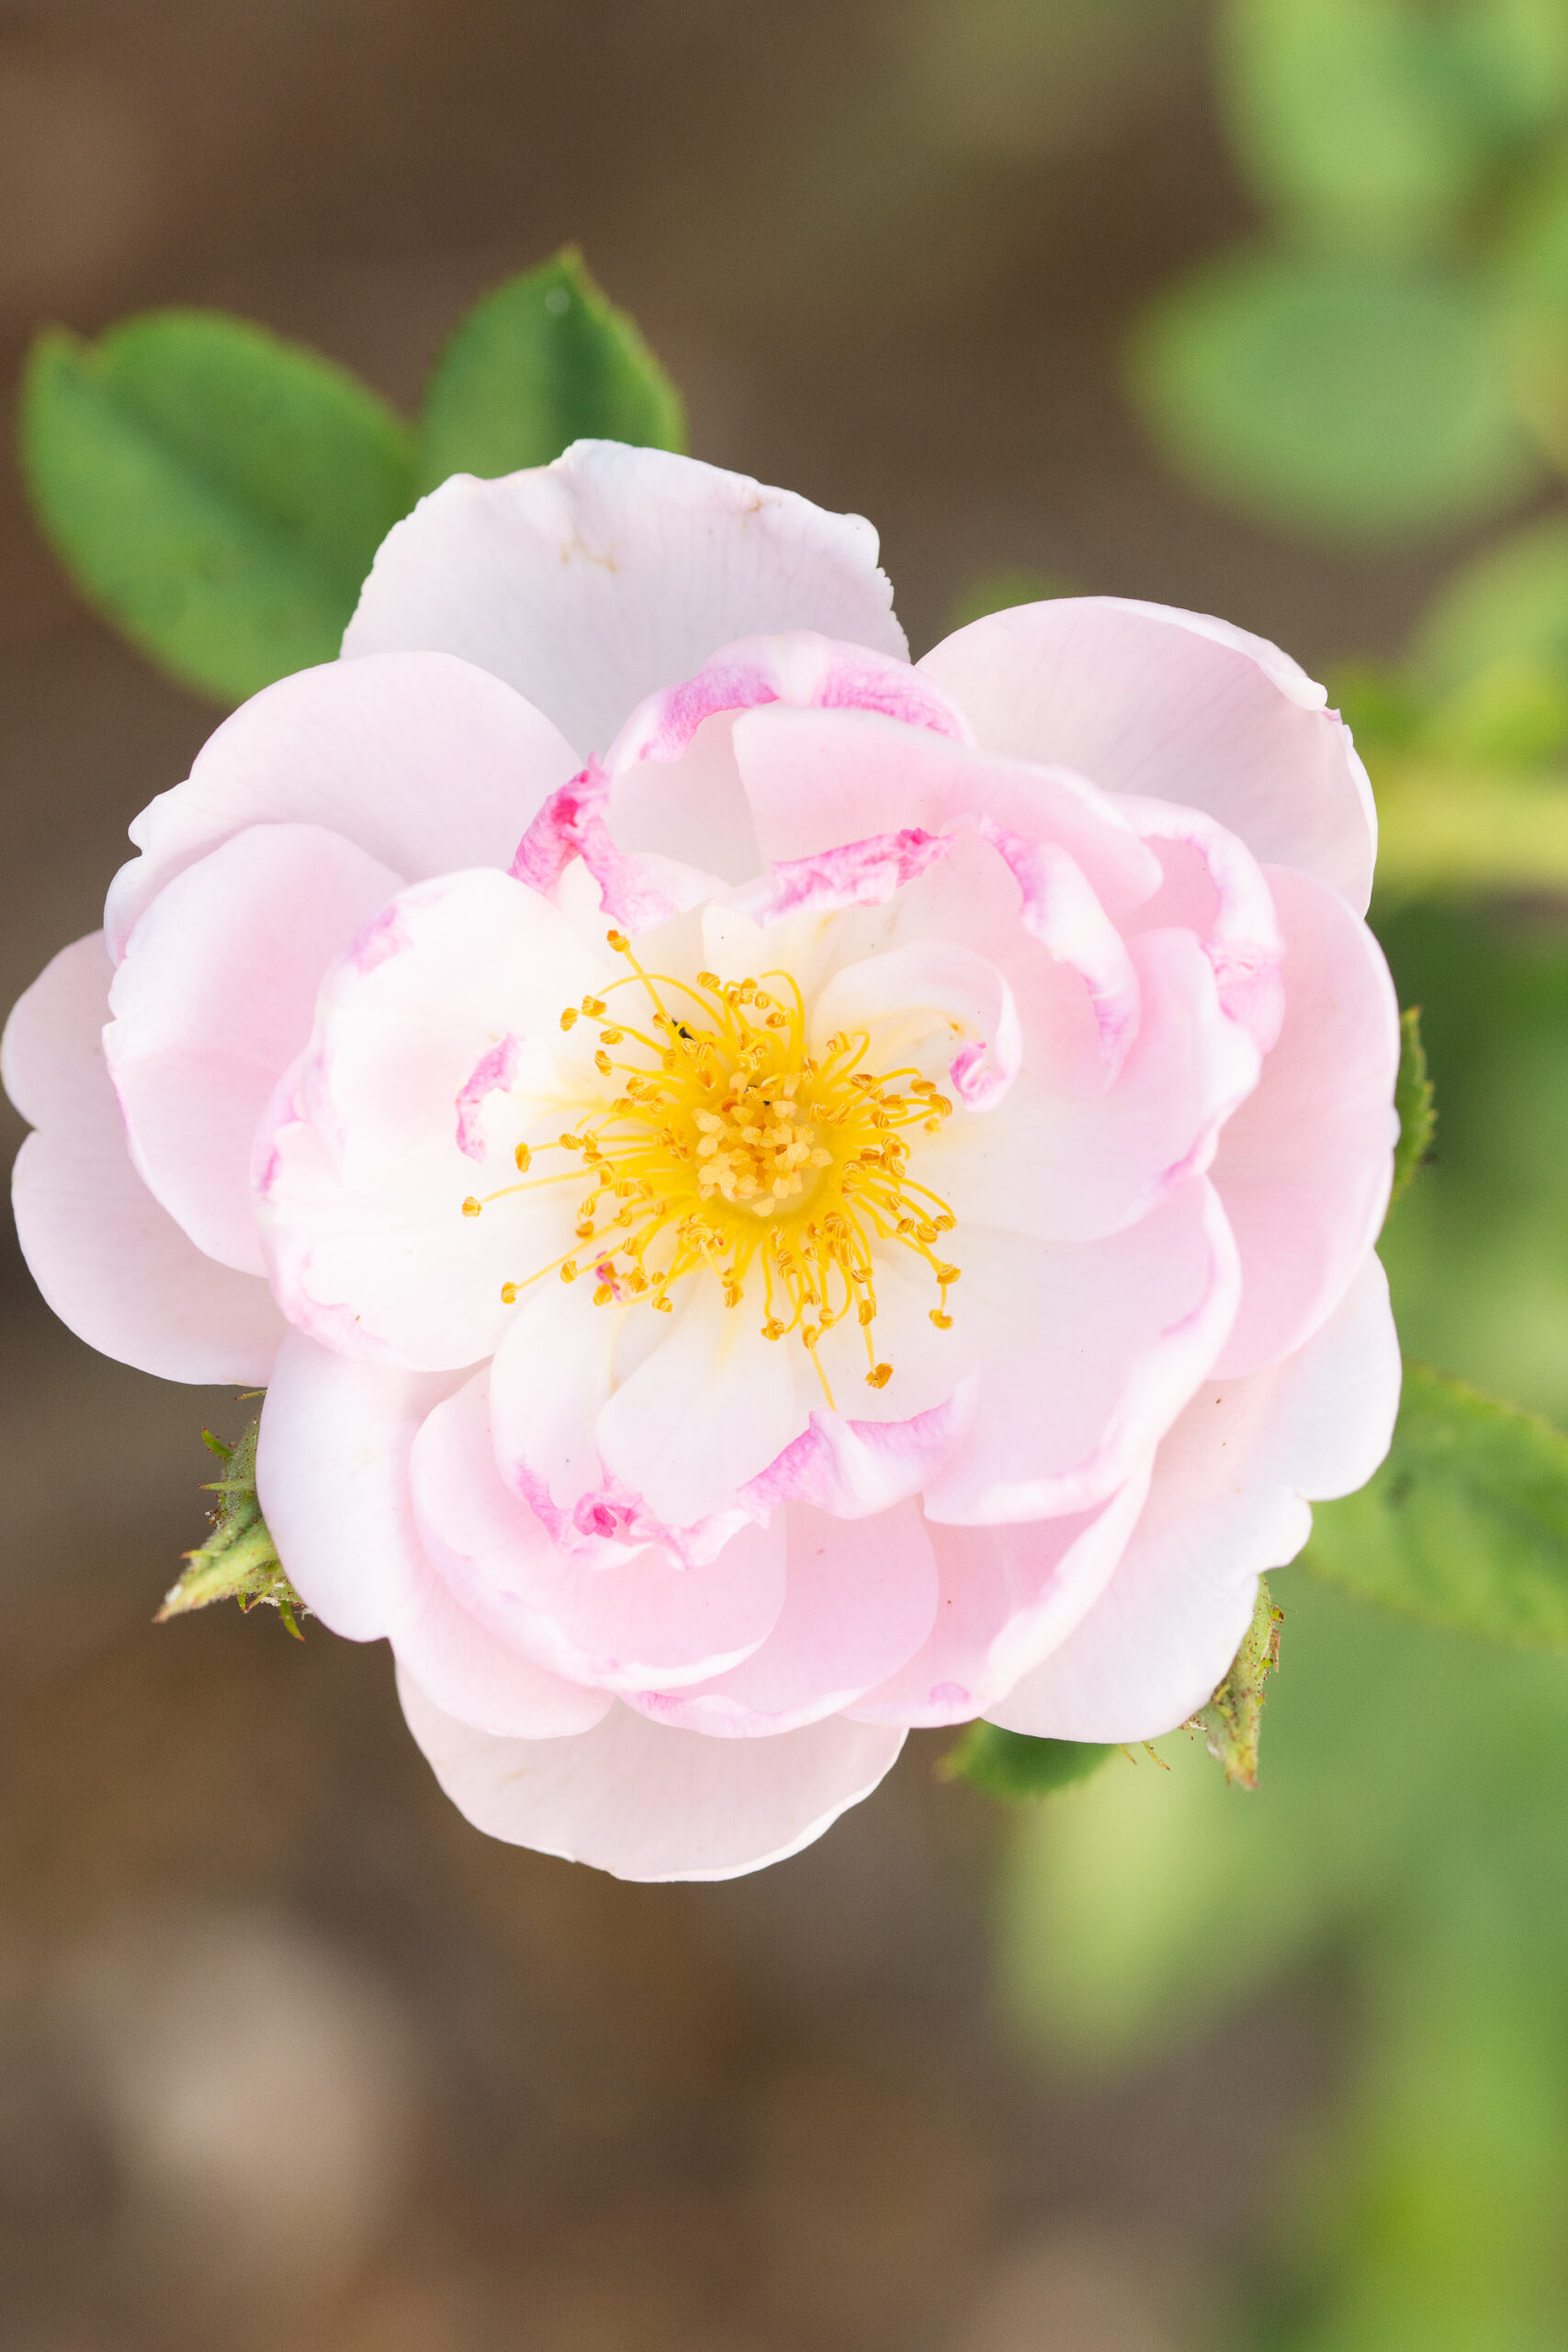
[4,443,1400,1880]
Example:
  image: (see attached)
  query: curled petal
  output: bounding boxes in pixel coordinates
[396,1670,906,1881]
[988,1251,1401,1741]
[5,935,283,1383]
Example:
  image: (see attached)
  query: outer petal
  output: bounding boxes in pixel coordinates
[919,597,1377,913]
[396,1671,907,1882]
[920,1181,1241,1525]
[626,1499,941,1736]
[257,1334,607,1737]
[107,824,402,1274]
[344,443,908,756]
[1209,866,1399,1381]
[989,1251,1401,1741]
[105,652,580,956]
[4,936,283,1382]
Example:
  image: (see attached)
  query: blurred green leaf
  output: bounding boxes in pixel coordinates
[1307,1363,1568,1648]
[943,1723,1112,1800]
[1416,514,1568,688]
[1222,0,1487,261]
[21,312,414,705]
[417,248,685,492]
[1392,1007,1437,1205]
[1131,250,1536,543]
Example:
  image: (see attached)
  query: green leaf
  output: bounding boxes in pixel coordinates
[417,248,684,493]
[1416,514,1568,690]
[942,1723,1113,1802]
[1130,250,1537,544]
[1188,1576,1284,1789]
[21,312,414,706]
[1307,1363,1568,1649]
[159,1420,305,1637]
[1221,0,1489,261]
[1392,1006,1438,1205]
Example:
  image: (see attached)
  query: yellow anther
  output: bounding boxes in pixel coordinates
[559,1007,579,1031]
[581,995,607,1017]
[652,1293,674,1312]
[593,1282,614,1306]
[513,1143,532,1172]
[560,1260,579,1283]
[934,1263,961,1285]
[600,1026,623,1045]
[929,1309,953,1330]
[501,1281,518,1305]
[462,1196,481,1217]
[865,1363,894,1388]
[595,1049,613,1074]
[606,929,629,951]
[695,969,721,990]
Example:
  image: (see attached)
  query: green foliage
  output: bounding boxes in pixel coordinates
[943,1723,1112,1800]
[1307,1363,1568,1650]
[1130,252,1535,541]
[1190,1577,1283,1787]
[944,565,1077,632]
[22,312,414,704]
[1391,1007,1437,1205]
[416,248,684,493]
[159,1421,305,1637]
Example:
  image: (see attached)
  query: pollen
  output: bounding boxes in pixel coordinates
[477,931,962,1407]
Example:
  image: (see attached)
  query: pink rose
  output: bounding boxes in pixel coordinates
[3,443,1401,1880]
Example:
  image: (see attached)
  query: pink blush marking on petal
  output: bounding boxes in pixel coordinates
[455,1033,522,1162]
[511,762,679,933]
[740,1385,973,1521]
[350,902,412,974]
[503,1451,761,1572]
[976,817,1140,1077]
[949,1038,1009,1112]
[737,826,952,926]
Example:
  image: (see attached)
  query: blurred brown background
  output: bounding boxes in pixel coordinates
[0,6,1463,2347]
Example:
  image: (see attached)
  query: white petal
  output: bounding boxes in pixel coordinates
[344,443,907,755]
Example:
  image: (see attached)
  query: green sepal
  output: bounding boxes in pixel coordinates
[942,1723,1113,1801]
[1188,1576,1283,1790]
[21,311,414,705]
[416,247,684,492]
[1307,1364,1568,1650]
[1391,1005,1438,1208]
[159,1420,306,1638]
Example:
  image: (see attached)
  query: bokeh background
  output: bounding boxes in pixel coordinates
[5,4,1568,2347]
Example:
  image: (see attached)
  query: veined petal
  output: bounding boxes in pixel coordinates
[397,1671,906,1881]
[344,443,907,755]
[988,1251,1401,1741]
[105,652,579,956]
[919,597,1376,913]
[4,935,283,1383]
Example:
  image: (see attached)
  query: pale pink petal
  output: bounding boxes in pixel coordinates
[254,1329,459,1639]
[739,1386,976,1519]
[989,1251,1400,1741]
[732,704,1160,922]
[257,868,609,1369]
[732,826,953,927]
[396,1671,906,1881]
[626,1498,940,1736]
[919,928,1260,1246]
[344,443,907,756]
[106,824,402,1275]
[849,1472,1151,1728]
[1209,866,1399,1381]
[511,760,717,933]
[811,939,1018,1113]
[4,935,283,1382]
[105,653,580,956]
[919,597,1377,913]
[1117,795,1285,1051]
[410,1371,788,1689]
[920,1179,1241,1524]
[390,1576,613,1741]
[595,1272,808,1529]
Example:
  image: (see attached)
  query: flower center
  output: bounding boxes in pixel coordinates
[465,931,961,1405]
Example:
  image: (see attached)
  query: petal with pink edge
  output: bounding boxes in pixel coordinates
[4,935,284,1383]
[626,1498,941,1736]
[1209,865,1399,1381]
[107,823,402,1275]
[344,443,907,756]
[989,1251,1400,1742]
[396,1670,907,1881]
[105,652,580,956]
[920,1180,1241,1525]
[919,597,1377,913]
[411,1371,787,1690]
